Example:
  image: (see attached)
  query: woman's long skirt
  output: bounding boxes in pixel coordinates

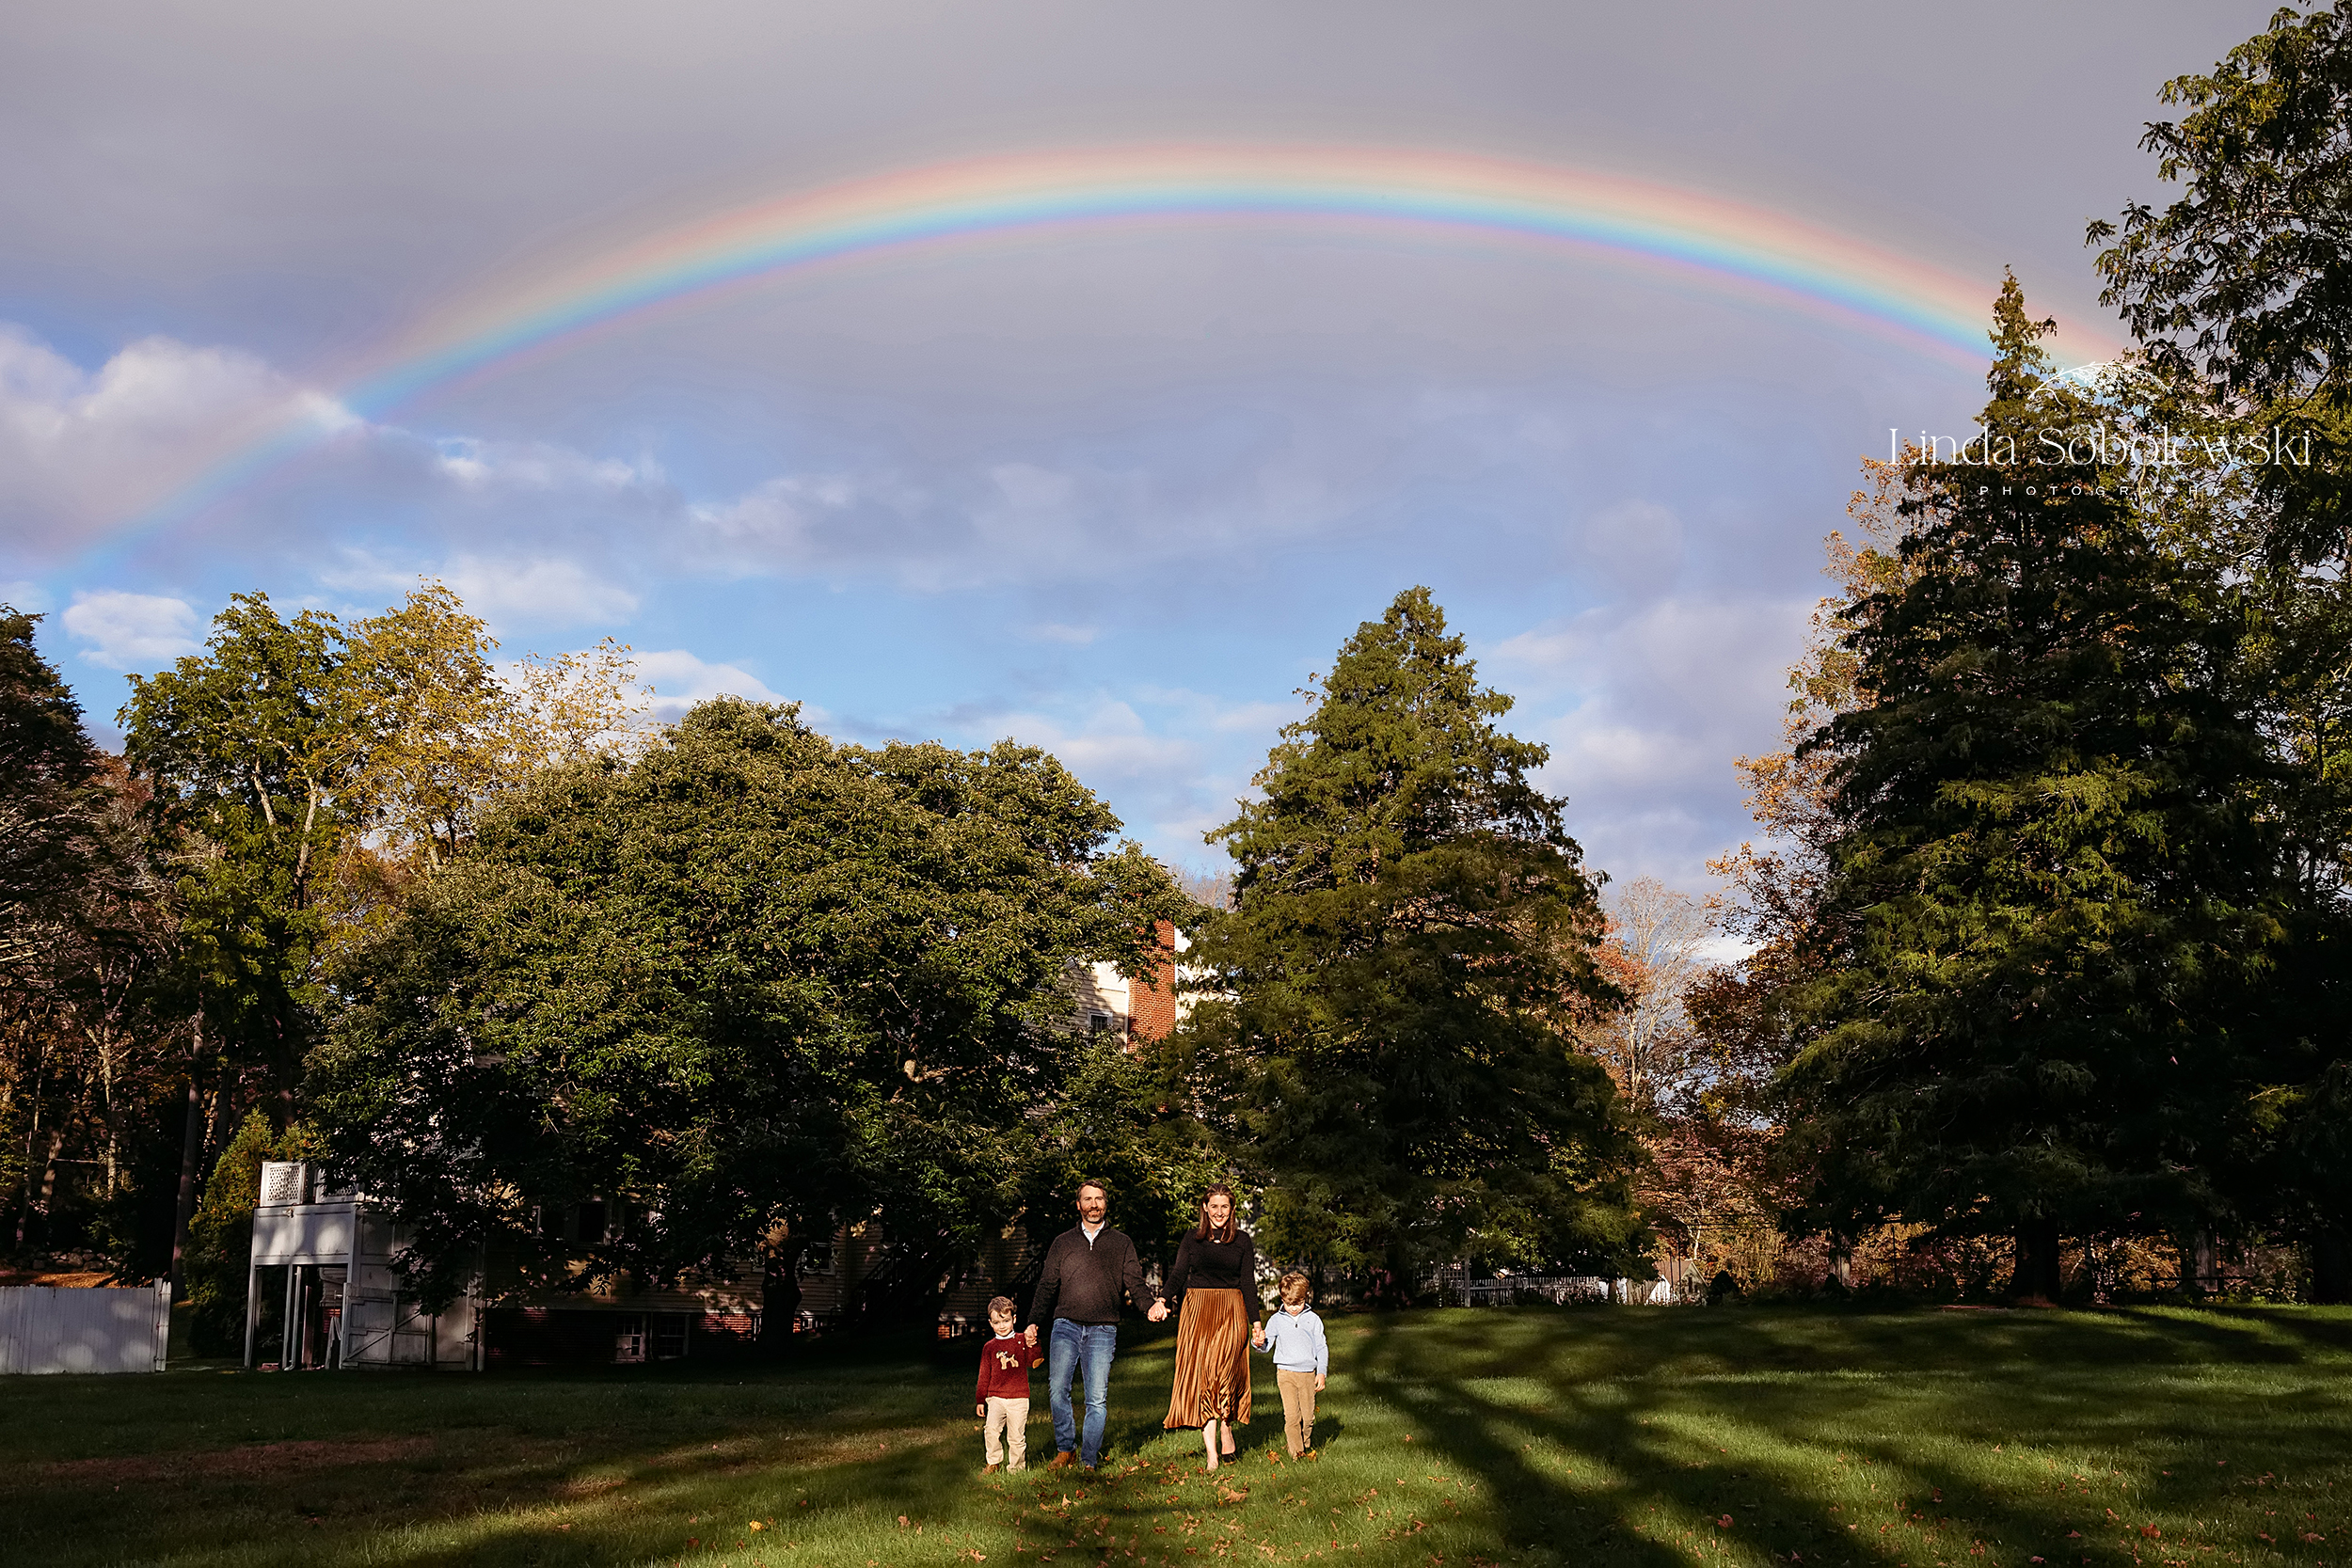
[1163,1288,1252,1429]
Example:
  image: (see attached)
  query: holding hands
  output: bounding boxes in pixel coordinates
[1250,1321,1266,1349]
[1146,1297,1169,1323]
[1024,1323,1039,1347]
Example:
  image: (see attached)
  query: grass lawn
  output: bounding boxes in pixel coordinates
[9,1307,2352,1568]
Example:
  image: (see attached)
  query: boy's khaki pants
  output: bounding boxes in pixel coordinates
[1276,1370,1318,1457]
[984,1396,1030,1469]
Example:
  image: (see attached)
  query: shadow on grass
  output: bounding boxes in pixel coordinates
[12,1307,2352,1568]
[1357,1306,2352,1568]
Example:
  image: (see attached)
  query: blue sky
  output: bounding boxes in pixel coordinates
[0,0,2269,892]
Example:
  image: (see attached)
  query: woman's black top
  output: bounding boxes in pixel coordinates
[1165,1228,1257,1298]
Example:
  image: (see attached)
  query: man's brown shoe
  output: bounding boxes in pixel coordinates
[983,1463,1001,1475]
[1046,1450,1075,1469]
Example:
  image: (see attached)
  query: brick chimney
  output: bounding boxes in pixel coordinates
[1125,920,1180,1046]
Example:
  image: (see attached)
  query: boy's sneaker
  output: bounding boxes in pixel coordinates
[983,1463,1001,1474]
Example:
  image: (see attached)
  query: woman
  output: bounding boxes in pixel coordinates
[1157,1183,1257,1470]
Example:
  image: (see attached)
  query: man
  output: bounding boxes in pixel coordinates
[1024,1178,1163,1471]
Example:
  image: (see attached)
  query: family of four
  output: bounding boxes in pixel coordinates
[971,1179,1329,1475]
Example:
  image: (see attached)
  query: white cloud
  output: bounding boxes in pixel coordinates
[1488,594,1809,886]
[0,326,354,557]
[60,590,201,672]
[633,647,788,723]
[431,436,655,494]
[997,700,1198,787]
[443,556,639,627]
[0,579,47,612]
[1025,622,1099,645]
[322,550,640,630]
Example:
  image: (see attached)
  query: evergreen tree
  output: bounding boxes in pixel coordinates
[1188,588,1641,1290]
[1780,282,2295,1294]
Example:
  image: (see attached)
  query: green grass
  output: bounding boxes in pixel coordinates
[10,1307,2352,1568]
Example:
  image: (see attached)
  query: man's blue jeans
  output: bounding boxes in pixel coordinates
[1046,1319,1117,1466]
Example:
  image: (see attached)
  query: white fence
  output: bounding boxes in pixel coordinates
[1424,1273,1677,1307]
[0,1281,171,1373]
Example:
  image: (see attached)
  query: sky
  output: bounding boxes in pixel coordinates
[0,0,2276,894]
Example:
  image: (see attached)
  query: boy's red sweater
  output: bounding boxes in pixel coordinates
[976,1333,1041,1402]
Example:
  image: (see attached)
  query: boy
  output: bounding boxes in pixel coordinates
[1250,1271,1328,1458]
[976,1295,1041,1473]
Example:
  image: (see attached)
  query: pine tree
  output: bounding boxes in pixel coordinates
[1781,281,2293,1294]
[1189,588,1641,1290]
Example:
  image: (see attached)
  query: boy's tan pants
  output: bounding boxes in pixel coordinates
[1276,1370,1318,1457]
[984,1396,1030,1469]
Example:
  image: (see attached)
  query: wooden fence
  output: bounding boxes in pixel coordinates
[0,1281,172,1373]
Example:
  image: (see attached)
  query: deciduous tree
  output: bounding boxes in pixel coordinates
[308,698,1186,1314]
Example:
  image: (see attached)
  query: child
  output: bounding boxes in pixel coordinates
[975,1295,1041,1473]
[1250,1271,1328,1458]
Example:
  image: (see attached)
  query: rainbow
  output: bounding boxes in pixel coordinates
[104,146,2118,554]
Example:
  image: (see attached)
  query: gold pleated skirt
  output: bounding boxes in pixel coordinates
[1162,1288,1252,1429]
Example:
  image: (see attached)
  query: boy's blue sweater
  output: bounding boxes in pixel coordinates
[1258,1307,1327,1374]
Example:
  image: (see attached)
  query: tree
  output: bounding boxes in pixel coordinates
[2087,8,2352,1295]
[344,583,647,877]
[123,592,364,1091]
[308,698,1185,1315]
[120,584,652,1285]
[1580,878,1719,1117]
[1,608,179,1270]
[1185,587,1643,1289]
[1778,281,2296,1296]
[180,1110,319,1353]
[2089,2,2352,564]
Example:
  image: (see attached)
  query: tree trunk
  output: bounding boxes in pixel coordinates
[2188,1227,2220,1296]
[2310,1227,2352,1305]
[203,1081,236,1184]
[2010,1218,2062,1301]
[97,1026,119,1197]
[760,1237,807,1355]
[31,1127,66,1249]
[167,1076,204,1301]
[13,1101,40,1250]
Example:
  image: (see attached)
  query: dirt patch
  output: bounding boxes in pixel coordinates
[45,1436,434,1486]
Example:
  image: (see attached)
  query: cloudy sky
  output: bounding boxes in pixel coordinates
[0,0,2270,891]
